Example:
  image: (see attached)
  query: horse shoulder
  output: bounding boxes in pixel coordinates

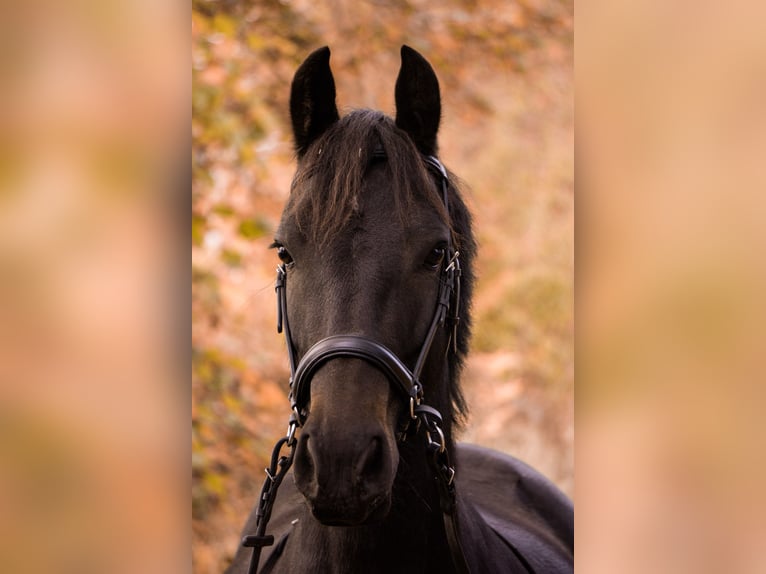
[455,442,574,573]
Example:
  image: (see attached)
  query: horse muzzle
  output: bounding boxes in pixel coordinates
[291,364,400,526]
[294,429,397,525]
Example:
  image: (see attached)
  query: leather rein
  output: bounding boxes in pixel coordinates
[241,154,470,574]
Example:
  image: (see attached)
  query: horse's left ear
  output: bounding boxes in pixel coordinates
[395,45,441,156]
[290,46,340,157]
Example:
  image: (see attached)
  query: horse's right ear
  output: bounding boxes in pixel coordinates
[290,46,340,158]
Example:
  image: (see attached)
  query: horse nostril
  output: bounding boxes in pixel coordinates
[356,436,386,482]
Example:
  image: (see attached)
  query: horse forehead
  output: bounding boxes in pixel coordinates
[316,208,411,286]
[352,189,437,254]
[322,222,403,278]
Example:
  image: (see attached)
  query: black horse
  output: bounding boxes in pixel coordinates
[226,46,573,574]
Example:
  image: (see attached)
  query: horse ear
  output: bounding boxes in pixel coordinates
[395,45,441,156]
[290,46,340,157]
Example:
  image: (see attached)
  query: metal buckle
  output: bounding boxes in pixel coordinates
[286,420,298,447]
[292,405,302,425]
[426,424,446,454]
[445,250,460,272]
[409,382,423,420]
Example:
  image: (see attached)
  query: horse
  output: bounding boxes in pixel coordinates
[225,45,573,574]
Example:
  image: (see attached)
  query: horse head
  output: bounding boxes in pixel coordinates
[274,46,475,527]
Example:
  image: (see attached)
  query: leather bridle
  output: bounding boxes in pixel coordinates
[242,154,471,574]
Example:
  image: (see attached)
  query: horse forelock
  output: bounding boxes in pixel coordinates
[287,111,440,241]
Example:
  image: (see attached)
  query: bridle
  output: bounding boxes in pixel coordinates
[241,153,470,574]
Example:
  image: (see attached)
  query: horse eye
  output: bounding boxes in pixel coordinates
[424,246,446,269]
[277,246,293,265]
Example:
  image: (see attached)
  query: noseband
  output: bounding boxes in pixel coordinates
[242,154,470,574]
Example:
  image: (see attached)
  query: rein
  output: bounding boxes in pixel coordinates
[242,154,470,574]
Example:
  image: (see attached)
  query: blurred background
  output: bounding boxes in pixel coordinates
[192,0,573,572]
[578,3,766,572]
[5,1,762,574]
[0,2,186,573]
